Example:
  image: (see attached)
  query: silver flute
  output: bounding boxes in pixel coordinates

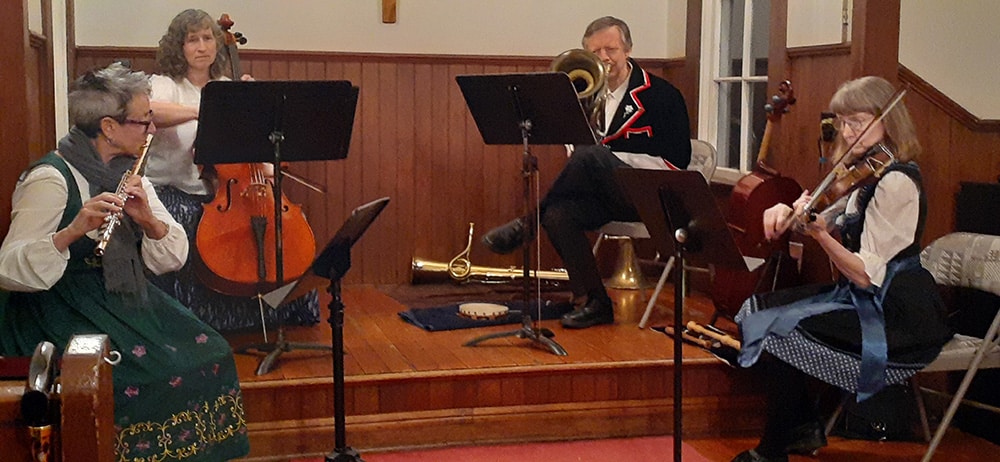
[94,133,154,256]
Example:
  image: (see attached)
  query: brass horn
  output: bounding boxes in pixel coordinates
[411,222,569,284]
[550,48,609,132]
[411,258,570,284]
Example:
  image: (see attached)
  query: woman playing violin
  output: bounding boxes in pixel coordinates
[145,9,319,331]
[731,76,952,462]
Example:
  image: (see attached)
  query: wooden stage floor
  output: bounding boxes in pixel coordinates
[223,283,999,461]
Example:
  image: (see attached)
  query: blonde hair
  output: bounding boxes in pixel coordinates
[829,76,921,162]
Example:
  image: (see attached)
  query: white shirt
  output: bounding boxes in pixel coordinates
[0,161,189,292]
[146,75,219,195]
[842,170,921,287]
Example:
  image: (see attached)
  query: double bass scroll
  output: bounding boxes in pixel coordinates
[710,81,803,321]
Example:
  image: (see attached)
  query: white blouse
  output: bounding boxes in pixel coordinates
[0,160,188,292]
[843,170,920,287]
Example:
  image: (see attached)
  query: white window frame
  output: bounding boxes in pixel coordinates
[698,0,770,184]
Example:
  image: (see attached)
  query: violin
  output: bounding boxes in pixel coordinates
[194,14,317,296]
[781,86,908,231]
[806,142,895,213]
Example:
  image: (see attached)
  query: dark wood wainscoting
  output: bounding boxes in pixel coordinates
[73,45,1000,287]
[75,48,687,285]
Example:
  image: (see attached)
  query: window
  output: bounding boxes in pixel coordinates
[699,0,771,183]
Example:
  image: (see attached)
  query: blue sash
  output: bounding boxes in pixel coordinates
[738,255,921,401]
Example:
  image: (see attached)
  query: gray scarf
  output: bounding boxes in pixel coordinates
[57,127,146,296]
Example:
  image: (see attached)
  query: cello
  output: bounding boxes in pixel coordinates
[194,14,317,297]
[710,80,803,320]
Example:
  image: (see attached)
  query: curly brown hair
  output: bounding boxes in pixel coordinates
[155,9,228,80]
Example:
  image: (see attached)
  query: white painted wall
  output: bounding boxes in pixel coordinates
[787,0,846,47]
[52,0,1000,130]
[52,0,69,137]
[786,0,999,120]
[28,0,42,33]
[74,1,687,59]
[899,0,1000,120]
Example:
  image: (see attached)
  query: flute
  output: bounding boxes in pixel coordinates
[94,133,154,256]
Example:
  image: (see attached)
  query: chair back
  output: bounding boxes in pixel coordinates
[689,139,717,184]
[921,232,1000,296]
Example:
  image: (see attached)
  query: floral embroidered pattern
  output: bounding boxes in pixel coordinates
[115,391,247,461]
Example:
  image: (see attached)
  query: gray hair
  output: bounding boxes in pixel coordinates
[582,16,633,52]
[68,62,151,138]
[829,76,921,161]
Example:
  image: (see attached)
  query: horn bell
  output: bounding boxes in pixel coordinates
[550,48,609,132]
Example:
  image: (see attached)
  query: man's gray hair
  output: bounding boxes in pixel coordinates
[582,16,633,51]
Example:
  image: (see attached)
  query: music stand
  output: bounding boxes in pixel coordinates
[312,197,390,462]
[194,80,359,374]
[615,168,761,462]
[455,73,595,356]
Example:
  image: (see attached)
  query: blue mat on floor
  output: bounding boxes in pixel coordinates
[399,300,574,331]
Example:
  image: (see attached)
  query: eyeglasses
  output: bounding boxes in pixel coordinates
[122,118,153,133]
[833,115,876,133]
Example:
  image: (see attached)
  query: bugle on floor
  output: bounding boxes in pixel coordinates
[411,222,568,284]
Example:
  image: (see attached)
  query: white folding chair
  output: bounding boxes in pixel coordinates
[592,140,717,328]
[823,232,1000,460]
[915,232,1000,461]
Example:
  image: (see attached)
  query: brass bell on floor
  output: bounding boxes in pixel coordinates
[603,235,648,290]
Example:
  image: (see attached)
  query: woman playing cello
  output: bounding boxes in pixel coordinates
[145,9,319,331]
[730,76,952,462]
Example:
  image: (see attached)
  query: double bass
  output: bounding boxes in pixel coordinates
[710,81,803,320]
[195,14,317,296]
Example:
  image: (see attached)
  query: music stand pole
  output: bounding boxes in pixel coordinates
[463,115,565,355]
[671,229,686,462]
[324,275,362,462]
[614,168,757,462]
[312,197,390,462]
[455,72,596,356]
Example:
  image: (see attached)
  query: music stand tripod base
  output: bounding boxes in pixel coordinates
[463,315,566,356]
[237,339,333,376]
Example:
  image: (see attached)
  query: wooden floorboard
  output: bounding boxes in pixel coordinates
[224,282,1000,461]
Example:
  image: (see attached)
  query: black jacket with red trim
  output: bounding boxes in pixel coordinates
[602,58,691,169]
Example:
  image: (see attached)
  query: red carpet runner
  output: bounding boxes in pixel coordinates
[292,435,710,461]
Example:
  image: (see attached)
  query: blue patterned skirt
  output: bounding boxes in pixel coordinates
[149,186,320,332]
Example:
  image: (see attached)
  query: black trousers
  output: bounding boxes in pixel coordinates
[539,145,641,301]
[753,353,820,457]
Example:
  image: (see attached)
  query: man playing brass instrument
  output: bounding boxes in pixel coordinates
[483,16,691,329]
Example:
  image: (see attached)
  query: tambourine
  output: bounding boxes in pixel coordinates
[458,302,510,320]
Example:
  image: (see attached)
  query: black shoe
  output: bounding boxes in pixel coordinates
[560,297,614,329]
[730,449,788,462]
[482,218,533,254]
[785,420,827,456]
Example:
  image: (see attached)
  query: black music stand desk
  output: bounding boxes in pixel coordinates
[456,72,595,356]
[193,80,359,374]
[616,168,760,462]
[315,197,390,462]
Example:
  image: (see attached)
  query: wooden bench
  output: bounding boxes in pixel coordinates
[1,334,115,461]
